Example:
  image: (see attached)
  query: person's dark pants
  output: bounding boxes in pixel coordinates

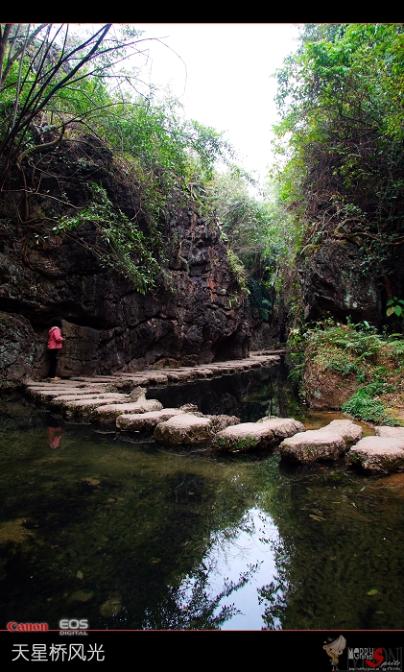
[47,349,59,378]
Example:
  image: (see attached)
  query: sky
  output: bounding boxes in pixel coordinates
[130,23,302,187]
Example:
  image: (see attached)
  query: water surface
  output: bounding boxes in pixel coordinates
[0,365,403,630]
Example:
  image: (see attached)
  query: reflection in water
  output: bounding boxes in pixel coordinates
[0,369,403,630]
[47,417,64,450]
[178,507,282,630]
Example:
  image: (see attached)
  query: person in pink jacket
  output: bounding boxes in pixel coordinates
[47,319,64,380]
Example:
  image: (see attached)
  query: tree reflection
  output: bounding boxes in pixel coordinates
[142,557,261,629]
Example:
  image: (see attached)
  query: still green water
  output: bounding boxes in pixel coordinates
[0,366,403,630]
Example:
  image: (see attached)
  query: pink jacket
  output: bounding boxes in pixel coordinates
[48,326,64,350]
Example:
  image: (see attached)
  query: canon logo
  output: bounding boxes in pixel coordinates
[7,621,49,632]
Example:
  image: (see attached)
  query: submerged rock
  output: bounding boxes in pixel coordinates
[280,419,363,464]
[347,436,404,474]
[212,418,304,453]
[99,594,122,618]
[0,518,34,544]
[69,590,94,603]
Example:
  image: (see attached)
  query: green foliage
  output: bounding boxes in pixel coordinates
[342,384,395,425]
[274,23,404,286]
[248,278,273,321]
[294,318,404,423]
[55,183,160,293]
[226,249,249,295]
[386,297,404,318]
[0,25,240,294]
[285,328,307,387]
[307,319,392,360]
[100,98,230,191]
[210,167,303,324]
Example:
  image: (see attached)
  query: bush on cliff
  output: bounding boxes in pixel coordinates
[288,319,404,424]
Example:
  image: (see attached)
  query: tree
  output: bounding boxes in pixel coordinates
[0,23,153,187]
[274,23,404,289]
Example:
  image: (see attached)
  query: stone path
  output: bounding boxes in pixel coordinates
[23,352,404,474]
[27,352,281,390]
[25,353,281,426]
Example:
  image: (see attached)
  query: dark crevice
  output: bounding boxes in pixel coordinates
[0,298,118,331]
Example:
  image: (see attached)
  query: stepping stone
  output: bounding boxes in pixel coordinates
[207,415,240,432]
[142,372,169,385]
[165,371,195,383]
[71,377,118,383]
[280,431,346,463]
[116,408,186,431]
[93,399,163,425]
[375,426,404,440]
[154,413,213,445]
[49,392,117,407]
[280,419,363,464]
[192,368,215,378]
[62,395,130,418]
[317,419,363,443]
[347,436,404,474]
[115,375,150,385]
[212,418,304,453]
[28,388,100,401]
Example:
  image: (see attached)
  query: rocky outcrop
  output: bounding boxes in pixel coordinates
[300,240,383,324]
[279,419,363,464]
[0,135,250,387]
[303,362,358,410]
[347,436,404,474]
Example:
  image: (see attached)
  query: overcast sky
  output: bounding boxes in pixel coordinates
[131,23,301,185]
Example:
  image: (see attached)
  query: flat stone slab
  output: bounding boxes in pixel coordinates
[165,371,196,383]
[49,392,119,408]
[62,395,130,418]
[140,372,169,385]
[279,419,363,464]
[347,436,404,474]
[27,387,104,401]
[24,355,283,427]
[116,408,186,431]
[318,419,363,443]
[154,413,213,445]
[93,399,163,424]
[280,431,346,463]
[212,418,304,453]
[375,426,404,440]
[72,375,118,380]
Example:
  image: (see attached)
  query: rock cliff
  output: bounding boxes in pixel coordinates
[0,136,250,387]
